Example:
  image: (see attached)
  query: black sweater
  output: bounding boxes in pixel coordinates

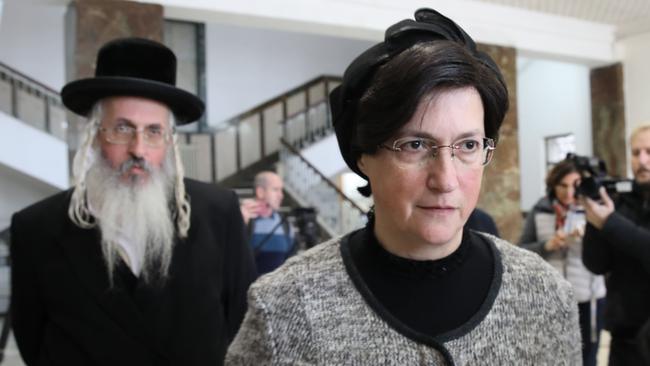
[348,222,494,337]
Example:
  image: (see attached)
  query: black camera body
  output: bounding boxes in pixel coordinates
[566,153,633,200]
[289,207,320,249]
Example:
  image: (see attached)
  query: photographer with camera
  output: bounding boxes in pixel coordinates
[519,158,605,366]
[240,171,295,277]
[581,125,650,365]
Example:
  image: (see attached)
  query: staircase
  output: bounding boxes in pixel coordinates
[280,139,367,237]
[0,62,69,232]
[0,63,68,142]
[0,62,70,366]
[0,65,368,238]
[177,75,368,237]
[177,76,338,183]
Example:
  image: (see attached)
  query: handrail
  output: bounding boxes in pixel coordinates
[0,61,66,144]
[0,61,60,96]
[280,138,367,214]
[222,75,341,125]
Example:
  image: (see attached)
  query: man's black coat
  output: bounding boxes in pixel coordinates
[10,179,256,365]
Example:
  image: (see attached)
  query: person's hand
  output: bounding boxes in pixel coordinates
[560,225,585,248]
[240,199,263,225]
[544,229,568,251]
[569,224,585,238]
[580,187,615,230]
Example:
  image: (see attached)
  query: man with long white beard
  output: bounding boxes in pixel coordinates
[10,38,255,366]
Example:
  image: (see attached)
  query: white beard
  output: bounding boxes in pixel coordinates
[85,151,176,284]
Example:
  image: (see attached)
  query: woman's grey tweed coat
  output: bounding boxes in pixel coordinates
[226,233,581,365]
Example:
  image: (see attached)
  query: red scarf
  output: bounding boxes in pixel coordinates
[552,201,568,230]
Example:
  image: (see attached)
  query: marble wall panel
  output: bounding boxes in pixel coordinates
[66,0,163,81]
[591,63,626,178]
[64,0,164,148]
[477,44,521,243]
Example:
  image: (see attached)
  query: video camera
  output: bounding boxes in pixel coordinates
[288,207,320,249]
[566,153,633,200]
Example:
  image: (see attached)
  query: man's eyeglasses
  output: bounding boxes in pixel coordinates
[380,136,496,168]
[99,124,171,147]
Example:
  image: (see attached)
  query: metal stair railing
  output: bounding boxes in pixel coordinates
[177,75,341,184]
[175,75,366,237]
[0,66,357,235]
[0,62,67,142]
[279,138,367,237]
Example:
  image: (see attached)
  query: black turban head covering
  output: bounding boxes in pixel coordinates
[329,8,506,184]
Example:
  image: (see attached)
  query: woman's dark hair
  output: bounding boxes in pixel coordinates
[545,159,579,201]
[353,41,507,159]
[329,9,509,196]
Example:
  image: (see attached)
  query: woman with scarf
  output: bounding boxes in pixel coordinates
[520,158,606,366]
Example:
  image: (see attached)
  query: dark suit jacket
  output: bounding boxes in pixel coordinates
[465,208,500,237]
[10,179,256,366]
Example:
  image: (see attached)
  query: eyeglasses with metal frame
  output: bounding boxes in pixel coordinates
[379,136,496,168]
[99,123,172,148]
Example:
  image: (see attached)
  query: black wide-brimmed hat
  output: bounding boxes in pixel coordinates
[61,37,204,125]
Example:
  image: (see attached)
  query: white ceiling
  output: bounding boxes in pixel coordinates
[474,0,650,36]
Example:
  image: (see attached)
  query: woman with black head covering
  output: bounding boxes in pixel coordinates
[226,9,581,365]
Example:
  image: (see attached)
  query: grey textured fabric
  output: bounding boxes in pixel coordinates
[226,233,581,365]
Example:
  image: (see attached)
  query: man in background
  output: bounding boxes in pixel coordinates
[582,124,650,365]
[10,37,255,366]
[240,171,295,276]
